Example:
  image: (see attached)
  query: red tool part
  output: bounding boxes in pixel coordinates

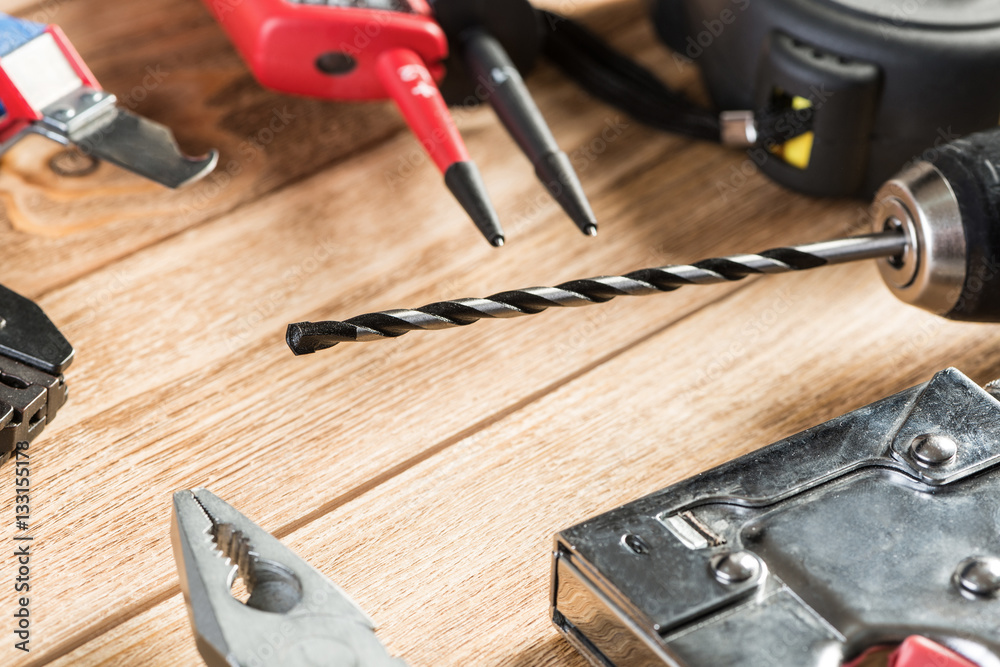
[845,637,979,667]
[205,0,504,245]
[374,47,467,172]
[0,23,99,145]
[206,0,441,101]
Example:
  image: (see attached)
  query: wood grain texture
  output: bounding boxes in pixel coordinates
[0,0,408,294]
[1,0,997,666]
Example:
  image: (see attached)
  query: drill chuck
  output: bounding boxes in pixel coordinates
[874,129,1000,322]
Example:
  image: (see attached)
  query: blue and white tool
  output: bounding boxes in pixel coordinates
[0,14,217,187]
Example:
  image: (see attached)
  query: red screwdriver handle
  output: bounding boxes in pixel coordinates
[203,0,503,244]
[376,47,468,173]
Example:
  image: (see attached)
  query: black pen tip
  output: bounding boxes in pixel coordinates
[535,152,598,236]
[444,161,505,247]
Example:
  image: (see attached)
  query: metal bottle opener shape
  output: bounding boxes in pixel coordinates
[552,368,1000,667]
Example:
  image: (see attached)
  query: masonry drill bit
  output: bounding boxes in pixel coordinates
[288,128,1000,357]
[286,232,906,354]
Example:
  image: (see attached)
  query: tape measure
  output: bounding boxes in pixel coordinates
[652,0,1000,197]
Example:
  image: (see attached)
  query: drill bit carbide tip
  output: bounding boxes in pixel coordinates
[285,232,907,355]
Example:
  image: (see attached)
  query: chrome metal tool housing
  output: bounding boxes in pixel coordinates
[552,368,1000,667]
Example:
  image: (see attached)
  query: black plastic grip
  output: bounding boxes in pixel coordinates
[930,129,1000,322]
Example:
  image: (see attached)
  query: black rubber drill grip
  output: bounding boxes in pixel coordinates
[932,128,1000,322]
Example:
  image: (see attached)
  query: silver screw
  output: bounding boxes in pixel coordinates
[711,551,761,585]
[909,433,958,467]
[50,105,75,120]
[955,557,1000,598]
[621,533,650,556]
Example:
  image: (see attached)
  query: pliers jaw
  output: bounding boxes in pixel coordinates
[171,489,406,667]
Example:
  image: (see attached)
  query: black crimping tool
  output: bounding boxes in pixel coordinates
[0,286,73,467]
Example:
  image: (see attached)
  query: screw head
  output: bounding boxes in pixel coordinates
[909,434,958,467]
[621,533,650,556]
[711,551,761,585]
[955,557,1000,598]
[51,105,75,120]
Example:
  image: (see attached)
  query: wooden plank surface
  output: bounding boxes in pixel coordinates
[1,0,997,665]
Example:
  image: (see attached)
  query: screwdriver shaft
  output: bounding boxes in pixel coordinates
[286,231,907,355]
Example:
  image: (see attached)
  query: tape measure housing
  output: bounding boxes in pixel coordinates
[653,0,1000,197]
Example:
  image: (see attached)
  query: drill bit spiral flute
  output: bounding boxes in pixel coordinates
[287,129,1000,355]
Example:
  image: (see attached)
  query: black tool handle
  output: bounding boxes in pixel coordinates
[464,29,560,164]
[933,129,1000,322]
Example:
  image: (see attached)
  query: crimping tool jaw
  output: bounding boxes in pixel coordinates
[0,285,72,467]
[0,17,217,188]
[171,489,406,667]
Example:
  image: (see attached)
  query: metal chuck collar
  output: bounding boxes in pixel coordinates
[873,129,1000,322]
[0,286,74,466]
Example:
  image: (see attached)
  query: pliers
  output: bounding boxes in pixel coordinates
[171,488,406,667]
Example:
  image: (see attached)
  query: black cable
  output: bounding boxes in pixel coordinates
[538,10,812,146]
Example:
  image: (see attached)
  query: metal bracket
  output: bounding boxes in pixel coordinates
[552,368,1000,667]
